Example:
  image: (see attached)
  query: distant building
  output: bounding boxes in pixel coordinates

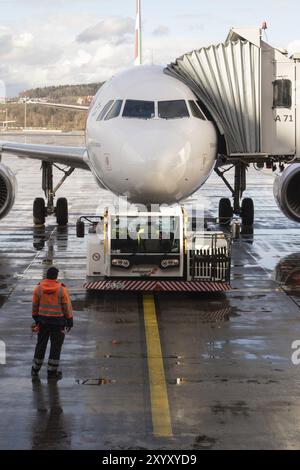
[77,96,93,105]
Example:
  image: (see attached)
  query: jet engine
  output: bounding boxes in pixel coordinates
[0,163,17,219]
[273,163,300,222]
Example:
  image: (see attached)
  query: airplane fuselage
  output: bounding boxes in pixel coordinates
[86,65,217,204]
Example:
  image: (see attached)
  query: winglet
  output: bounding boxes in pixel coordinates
[134,0,142,65]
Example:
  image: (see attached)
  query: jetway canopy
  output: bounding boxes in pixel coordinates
[167,28,300,159]
[166,29,262,155]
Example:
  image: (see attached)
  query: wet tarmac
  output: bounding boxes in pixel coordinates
[0,132,300,449]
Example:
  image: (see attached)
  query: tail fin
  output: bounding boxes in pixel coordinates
[134,0,142,65]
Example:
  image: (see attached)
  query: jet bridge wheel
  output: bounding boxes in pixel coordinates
[219,198,233,225]
[56,197,68,226]
[33,198,46,226]
[241,198,254,226]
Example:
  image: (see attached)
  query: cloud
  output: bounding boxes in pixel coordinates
[0,12,212,97]
[152,25,170,36]
[287,40,300,56]
[186,24,205,32]
[0,14,137,95]
[0,33,13,55]
[77,16,134,44]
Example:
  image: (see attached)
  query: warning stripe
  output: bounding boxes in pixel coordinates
[84,279,231,292]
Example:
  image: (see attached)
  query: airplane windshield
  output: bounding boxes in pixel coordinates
[123,100,155,119]
[97,100,114,121]
[189,101,206,120]
[105,100,123,120]
[158,100,189,119]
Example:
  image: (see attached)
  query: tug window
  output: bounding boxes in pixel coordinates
[273,79,292,108]
[105,100,123,120]
[123,100,155,119]
[158,100,189,119]
[97,100,114,120]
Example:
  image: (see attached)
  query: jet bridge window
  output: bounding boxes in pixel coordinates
[273,79,292,108]
[158,100,189,119]
[97,100,114,121]
[188,101,206,120]
[105,100,123,120]
[123,100,155,119]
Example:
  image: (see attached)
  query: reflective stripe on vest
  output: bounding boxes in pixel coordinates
[37,285,64,318]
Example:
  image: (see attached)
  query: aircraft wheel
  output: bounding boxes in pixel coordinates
[56,197,68,226]
[241,198,254,226]
[33,198,46,225]
[219,198,233,225]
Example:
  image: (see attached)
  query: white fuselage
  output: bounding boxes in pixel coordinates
[85,65,217,204]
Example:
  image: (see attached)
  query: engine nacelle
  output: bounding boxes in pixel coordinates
[274,163,300,222]
[0,163,17,219]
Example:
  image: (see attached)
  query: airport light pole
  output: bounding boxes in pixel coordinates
[0,109,8,130]
[24,99,27,130]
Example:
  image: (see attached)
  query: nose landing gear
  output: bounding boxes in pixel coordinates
[33,162,73,226]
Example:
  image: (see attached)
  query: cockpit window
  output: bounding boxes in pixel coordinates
[158,100,189,119]
[189,101,206,120]
[105,100,123,120]
[123,100,155,119]
[97,100,114,121]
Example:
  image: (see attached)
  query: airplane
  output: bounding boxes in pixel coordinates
[0,0,298,228]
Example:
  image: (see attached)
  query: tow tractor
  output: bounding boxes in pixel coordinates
[76,206,231,293]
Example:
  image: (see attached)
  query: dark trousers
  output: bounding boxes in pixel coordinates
[32,324,65,373]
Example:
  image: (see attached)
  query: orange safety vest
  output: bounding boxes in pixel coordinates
[32,279,73,319]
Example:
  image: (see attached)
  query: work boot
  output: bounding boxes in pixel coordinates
[31,367,39,379]
[47,370,63,381]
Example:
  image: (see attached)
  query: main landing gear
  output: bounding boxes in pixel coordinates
[215,162,254,229]
[33,162,74,226]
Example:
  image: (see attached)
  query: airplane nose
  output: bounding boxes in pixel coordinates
[120,127,194,203]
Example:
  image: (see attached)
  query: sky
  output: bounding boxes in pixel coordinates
[0,0,300,96]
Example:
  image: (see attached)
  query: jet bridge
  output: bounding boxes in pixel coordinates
[166,28,300,161]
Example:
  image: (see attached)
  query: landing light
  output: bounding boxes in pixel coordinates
[112,259,130,268]
[161,259,179,269]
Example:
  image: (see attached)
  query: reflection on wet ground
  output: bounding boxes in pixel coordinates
[276,253,300,287]
[31,381,71,450]
[0,133,300,449]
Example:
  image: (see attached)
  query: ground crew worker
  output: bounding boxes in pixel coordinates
[31,266,73,380]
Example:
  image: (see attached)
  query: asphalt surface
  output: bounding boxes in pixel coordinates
[0,132,300,450]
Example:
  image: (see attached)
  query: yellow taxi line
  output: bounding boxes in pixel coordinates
[143,294,172,437]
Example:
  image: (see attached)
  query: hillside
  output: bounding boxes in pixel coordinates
[20,82,102,102]
[0,82,103,131]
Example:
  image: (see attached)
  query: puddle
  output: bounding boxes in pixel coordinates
[76,377,115,385]
[114,318,134,324]
[193,434,217,449]
[211,400,250,417]
[275,252,300,288]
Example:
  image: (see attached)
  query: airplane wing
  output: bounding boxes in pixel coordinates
[0,141,90,170]
[29,102,89,111]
